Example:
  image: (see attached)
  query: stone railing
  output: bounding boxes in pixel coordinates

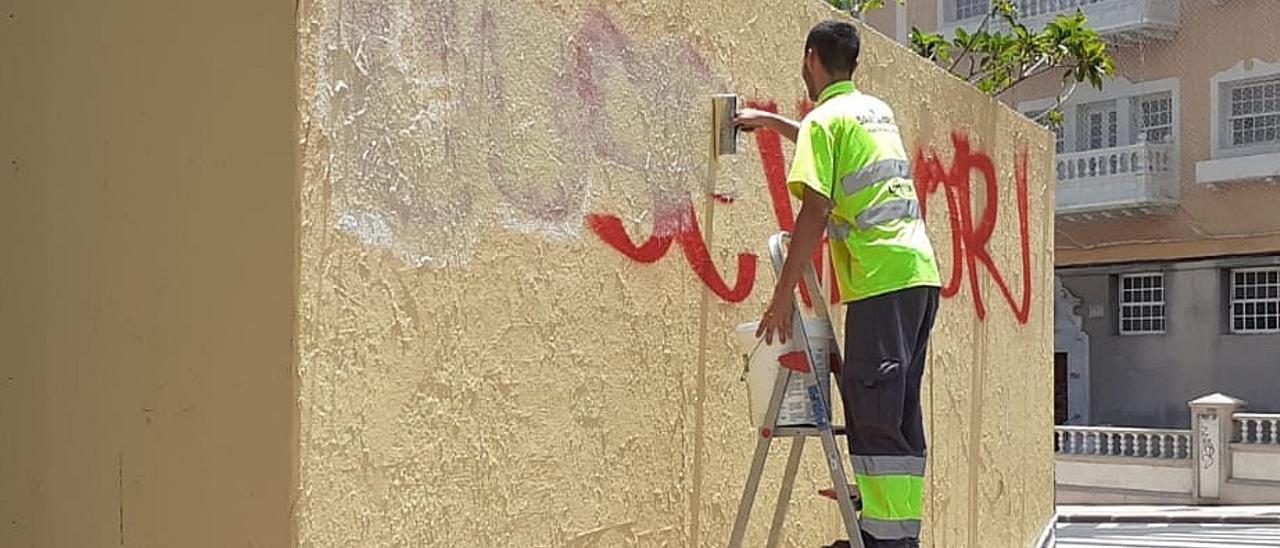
[1231,412,1280,486]
[1056,425,1191,459]
[1056,140,1173,183]
[1235,413,1280,445]
[1056,394,1280,505]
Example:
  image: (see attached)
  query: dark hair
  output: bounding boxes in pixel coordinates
[804,20,861,76]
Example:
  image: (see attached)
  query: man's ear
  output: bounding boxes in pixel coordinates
[804,49,820,73]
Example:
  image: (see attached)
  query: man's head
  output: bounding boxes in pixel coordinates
[802,20,861,101]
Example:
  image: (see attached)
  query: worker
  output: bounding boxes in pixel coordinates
[734,19,941,548]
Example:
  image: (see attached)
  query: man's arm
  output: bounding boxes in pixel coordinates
[733,109,801,143]
[756,186,831,344]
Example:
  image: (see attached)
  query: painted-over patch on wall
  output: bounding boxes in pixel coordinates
[311,3,729,268]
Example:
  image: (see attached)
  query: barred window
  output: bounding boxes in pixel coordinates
[1227,77,1280,148]
[1120,273,1165,335]
[954,0,989,20]
[1231,268,1280,334]
[1136,93,1173,143]
[1082,101,1119,151]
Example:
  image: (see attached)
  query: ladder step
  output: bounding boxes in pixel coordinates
[771,425,847,437]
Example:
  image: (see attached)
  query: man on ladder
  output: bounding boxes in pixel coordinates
[735,19,941,548]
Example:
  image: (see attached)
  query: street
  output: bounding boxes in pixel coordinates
[1057,522,1280,547]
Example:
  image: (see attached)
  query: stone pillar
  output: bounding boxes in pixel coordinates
[1189,393,1246,502]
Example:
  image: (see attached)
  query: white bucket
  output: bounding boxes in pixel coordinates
[734,319,834,428]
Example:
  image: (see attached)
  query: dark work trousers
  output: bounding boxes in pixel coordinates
[842,285,939,548]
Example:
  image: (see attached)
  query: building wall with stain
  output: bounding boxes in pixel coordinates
[0,1,296,547]
[297,0,1056,547]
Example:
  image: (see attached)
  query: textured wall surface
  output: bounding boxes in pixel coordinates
[296,0,1056,546]
[0,1,296,547]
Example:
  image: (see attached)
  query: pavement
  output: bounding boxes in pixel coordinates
[1057,522,1280,547]
[1057,505,1280,524]
[1054,506,1280,547]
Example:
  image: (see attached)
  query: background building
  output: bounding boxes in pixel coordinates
[868,0,1280,428]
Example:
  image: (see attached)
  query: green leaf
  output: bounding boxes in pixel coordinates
[857,0,886,12]
[1047,109,1064,128]
[888,0,1116,98]
[935,43,953,64]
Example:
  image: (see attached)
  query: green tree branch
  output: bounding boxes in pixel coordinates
[826,0,1116,128]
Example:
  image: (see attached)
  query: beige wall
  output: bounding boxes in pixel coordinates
[886,1,1280,266]
[0,1,296,547]
[297,1,1055,547]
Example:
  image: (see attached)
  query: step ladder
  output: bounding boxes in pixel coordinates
[728,232,865,548]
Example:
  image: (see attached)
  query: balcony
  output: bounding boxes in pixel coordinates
[940,0,1181,46]
[1056,139,1179,219]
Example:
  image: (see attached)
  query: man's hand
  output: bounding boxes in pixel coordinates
[756,186,831,345]
[732,108,778,133]
[756,291,796,345]
[733,108,802,143]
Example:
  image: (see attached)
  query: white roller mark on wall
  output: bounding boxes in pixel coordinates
[308,1,733,268]
[337,211,393,248]
[496,192,591,241]
[306,0,478,268]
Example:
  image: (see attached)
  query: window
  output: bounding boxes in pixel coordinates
[953,0,989,20]
[1089,110,1118,149]
[1231,268,1280,334]
[1080,101,1118,151]
[1209,62,1280,161]
[1119,273,1165,335]
[1135,92,1173,143]
[1227,76,1280,148]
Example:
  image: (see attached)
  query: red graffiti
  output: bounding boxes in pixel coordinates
[745,100,839,307]
[569,11,759,303]
[711,193,737,205]
[586,201,757,303]
[795,99,815,119]
[914,133,1033,324]
[585,102,1033,324]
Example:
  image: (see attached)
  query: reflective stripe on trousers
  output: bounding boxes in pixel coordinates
[859,517,922,540]
[852,454,926,476]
